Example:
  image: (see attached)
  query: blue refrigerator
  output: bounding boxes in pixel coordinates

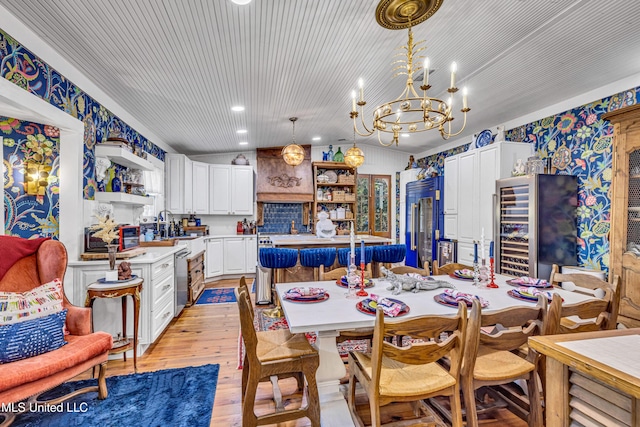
[405,177,444,268]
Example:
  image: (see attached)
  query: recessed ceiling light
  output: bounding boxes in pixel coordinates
[231,105,245,112]
[312,136,321,141]
[239,141,249,145]
[237,129,248,134]
[231,0,251,4]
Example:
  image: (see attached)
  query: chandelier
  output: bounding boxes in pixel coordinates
[281,117,305,166]
[344,129,365,168]
[350,0,470,147]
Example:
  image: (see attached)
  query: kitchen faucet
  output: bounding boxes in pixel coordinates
[157,209,174,239]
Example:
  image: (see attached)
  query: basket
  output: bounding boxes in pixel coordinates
[344,193,356,202]
[332,190,345,201]
[338,174,355,184]
[345,211,354,219]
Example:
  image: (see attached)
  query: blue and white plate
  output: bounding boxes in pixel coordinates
[475,129,493,148]
[96,274,138,284]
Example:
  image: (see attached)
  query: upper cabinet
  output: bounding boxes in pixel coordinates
[192,161,210,215]
[209,165,254,215]
[166,154,193,214]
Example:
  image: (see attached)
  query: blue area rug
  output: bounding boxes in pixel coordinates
[195,287,237,305]
[14,364,219,427]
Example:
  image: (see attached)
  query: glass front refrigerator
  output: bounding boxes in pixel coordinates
[405,176,444,269]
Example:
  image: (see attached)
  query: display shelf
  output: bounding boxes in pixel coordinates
[95,191,153,206]
[312,161,357,233]
[95,145,154,171]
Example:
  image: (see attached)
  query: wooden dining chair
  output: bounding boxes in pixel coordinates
[548,264,621,333]
[347,303,468,427]
[432,260,473,276]
[388,261,430,276]
[460,298,545,427]
[235,284,320,427]
[318,266,347,281]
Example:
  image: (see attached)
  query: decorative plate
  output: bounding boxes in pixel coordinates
[325,170,338,183]
[505,278,552,289]
[96,274,138,284]
[449,273,474,282]
[284,293,330,303]
[475,129,493,148]
[356,298,410,317]
[506,289,540,303]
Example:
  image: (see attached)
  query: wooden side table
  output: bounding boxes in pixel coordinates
[85,276,143,372]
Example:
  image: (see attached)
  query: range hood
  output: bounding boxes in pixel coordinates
[256,146,313,202]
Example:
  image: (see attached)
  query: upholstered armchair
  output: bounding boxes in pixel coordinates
[0,238,113,426]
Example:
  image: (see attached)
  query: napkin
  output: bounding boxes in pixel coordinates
[369,294,403,317]
[510,276,550,287]
[514,286,554,300]
[285,287,325,299]
[442,289,489,307]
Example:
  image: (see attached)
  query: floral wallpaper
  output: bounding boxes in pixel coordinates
[0,28,165,237]
[1,118,59,238]
[415,87,639,272]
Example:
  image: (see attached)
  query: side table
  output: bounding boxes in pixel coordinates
[85,276,143,372]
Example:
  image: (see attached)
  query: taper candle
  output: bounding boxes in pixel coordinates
[474,241,478,263]
[489,241,494,258]
[360,240,365,264]
[350,223,355,257]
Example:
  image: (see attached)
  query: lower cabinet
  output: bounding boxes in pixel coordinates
[205,236,257,279]
[187,251,205,306]
[206,238,224,278]
[224,238,246,274]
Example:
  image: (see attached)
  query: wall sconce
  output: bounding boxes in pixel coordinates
[25,162,51,196]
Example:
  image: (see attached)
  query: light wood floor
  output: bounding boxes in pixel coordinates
[77,278,526,427]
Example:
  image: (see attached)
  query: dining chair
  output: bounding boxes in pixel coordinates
[432,260,473,276]
[235,284,320,427]
[371,244,407,278]
[299,247,336,281]
[388,262,430,276]
[347,303,468,427]
[548,264,621,333]
[460,298,545,427]
[318,266,347,281]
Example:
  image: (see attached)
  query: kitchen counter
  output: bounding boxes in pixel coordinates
[69,245,186,266]
[267,234,393,246]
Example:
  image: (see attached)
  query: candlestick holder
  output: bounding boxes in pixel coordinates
[473,261,480,287]
[356,261,368,296]
[487,257,499,288]
[346,254,358,299]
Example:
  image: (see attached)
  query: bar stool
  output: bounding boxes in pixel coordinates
[371,244,407,277]
[337,246,373,276]
[299,247,336,281]
[259,247,299,318]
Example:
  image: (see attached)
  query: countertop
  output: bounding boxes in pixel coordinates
[202,234,257,239]
[69,245,187,266]
[267,234,393,246]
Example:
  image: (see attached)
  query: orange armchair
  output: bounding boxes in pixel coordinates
[0,238,113,426]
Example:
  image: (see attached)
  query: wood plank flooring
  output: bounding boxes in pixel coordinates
[76,278,526,427]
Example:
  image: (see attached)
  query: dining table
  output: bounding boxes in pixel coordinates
[275,272,597,427]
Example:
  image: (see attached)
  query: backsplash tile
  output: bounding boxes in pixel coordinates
[258,203,309,234]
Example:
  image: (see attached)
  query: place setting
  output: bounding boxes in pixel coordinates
[335,275,373,288]
[283,287,330,303]
[506,286,557,303]
[449,269,474,281]
[505,276,552,288]
[434,288,490,308]
[355,293,410,317]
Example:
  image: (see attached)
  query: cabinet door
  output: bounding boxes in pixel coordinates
[209,165,231,214]
[184,157,193,214]
[192,161,210,214]
[166,154,185,213]
[444,156,458,214]
[478,145,498,242]
[457,151,478,241]
[244,236,257,273]
[205,239,224,278]
[223,238,246,274]
[231,167,254,215]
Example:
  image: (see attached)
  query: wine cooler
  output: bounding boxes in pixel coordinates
[495,174,578,281]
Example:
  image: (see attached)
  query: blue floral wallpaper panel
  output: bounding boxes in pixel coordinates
[0,28,166,237]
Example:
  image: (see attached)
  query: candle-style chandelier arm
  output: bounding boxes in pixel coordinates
[440,108,470,139]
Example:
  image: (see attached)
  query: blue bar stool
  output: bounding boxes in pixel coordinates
[259,248,299,318]
[337,246,373,278]
[372,244,407,277]
[299,248,337,281]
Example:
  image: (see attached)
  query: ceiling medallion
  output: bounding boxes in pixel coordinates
[350,0,470,147]
[281,117,305,166]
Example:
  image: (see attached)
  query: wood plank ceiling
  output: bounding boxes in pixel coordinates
[2,0,640,155]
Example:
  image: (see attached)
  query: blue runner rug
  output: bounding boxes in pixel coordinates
[195,287,237,305]
[13,364,219,427]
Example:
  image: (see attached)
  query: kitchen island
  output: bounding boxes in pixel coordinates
[264,234,393,282]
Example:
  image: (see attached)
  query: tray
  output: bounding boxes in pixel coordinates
[434,293,489,308]
[356,298,409,317]
[96,274,139,284]
[336,277,373,288]
[284,293,330,304]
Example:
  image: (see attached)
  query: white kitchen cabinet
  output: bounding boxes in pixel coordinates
[209,165,254,215]
[443,141,532,264]
[205,238,223,278]
[223,238,246,274]
[192,161,210,214]
[244,236,257,274]
[166,154,193,214]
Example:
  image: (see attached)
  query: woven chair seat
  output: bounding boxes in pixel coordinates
[299,247,336,268]
[352,351,456,398]
[472,347,535,382]
[372,244,406,263]
[256,329,316,362]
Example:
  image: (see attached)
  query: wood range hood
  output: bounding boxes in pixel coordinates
[256,146,313,203]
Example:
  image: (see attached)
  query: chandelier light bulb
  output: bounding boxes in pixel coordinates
[423,58,430,86]
[358,78,364,102]
[351,91,357,112]
[450,62,457,88]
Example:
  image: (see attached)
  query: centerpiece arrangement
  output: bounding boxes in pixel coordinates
[89,212,119,280]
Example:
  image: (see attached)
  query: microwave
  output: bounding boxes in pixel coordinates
[84,225,140,252]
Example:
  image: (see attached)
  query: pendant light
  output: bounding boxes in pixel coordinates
[344,128,365,168]
[281,117,305,166]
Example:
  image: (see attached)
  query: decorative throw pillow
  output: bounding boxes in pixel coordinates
[0,309,67,364]
[0,278,64,325]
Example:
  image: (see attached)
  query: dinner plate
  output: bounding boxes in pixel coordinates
[284,290,326,301]
[356,298,409,317]
[449,273,474,282]
[433,293,489,308]
[506,289,547,303]
[325,170,338,183]
[96,274,138,284]
[284,293,330,303]
[336,277,373,288]
[505,278,552,289]
[475,129,493,148]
